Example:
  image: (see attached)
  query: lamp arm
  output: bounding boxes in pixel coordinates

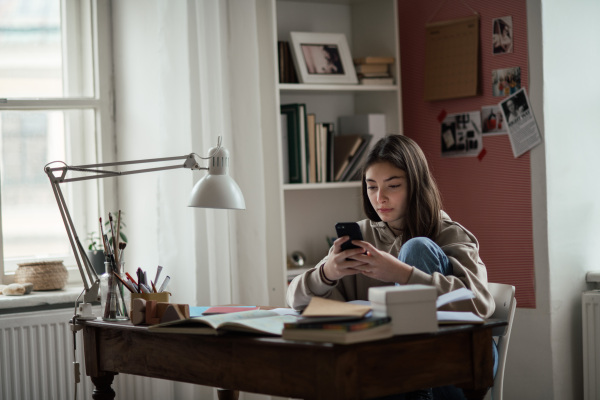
[48,177,100,304]
[43,153,205,306]
[46,154,205,184]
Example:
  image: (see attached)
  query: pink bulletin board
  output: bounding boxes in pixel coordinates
[398,0,535,308]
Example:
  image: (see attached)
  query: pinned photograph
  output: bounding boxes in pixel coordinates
[441,111,483,158]
[481,105,507,135]
[499,88,542,158]
[493,16,513,54]
[492,67,521,97]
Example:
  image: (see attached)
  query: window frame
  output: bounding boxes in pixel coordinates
[0,0,116,285]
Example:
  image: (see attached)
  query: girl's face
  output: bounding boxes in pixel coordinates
[365,161,408,230]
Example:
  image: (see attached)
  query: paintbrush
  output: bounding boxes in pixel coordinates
[118,242,126,262]
[99,218,109,255]
[115,210,121,262]
[108,212,118,265]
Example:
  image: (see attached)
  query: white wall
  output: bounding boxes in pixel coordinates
[543,0,600,398]
[505,1,600,399]
[502,2,555,398]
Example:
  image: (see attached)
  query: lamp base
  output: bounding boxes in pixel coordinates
[76,303,96,321]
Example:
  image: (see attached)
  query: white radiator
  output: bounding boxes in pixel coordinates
[583,290,600,400]
[0,308,174,400]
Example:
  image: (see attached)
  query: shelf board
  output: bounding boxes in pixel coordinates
[279,83,398,93]
[283,181,361,191]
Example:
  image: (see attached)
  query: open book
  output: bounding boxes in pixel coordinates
[436,288,484,324]
[148,309,298,336]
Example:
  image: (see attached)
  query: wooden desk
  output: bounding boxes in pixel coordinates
[82,319,504,400]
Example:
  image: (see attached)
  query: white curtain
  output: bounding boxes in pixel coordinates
[113,0,279,399]
[117,0,274,316]
[190,0,274,307]
[186,4,279,399]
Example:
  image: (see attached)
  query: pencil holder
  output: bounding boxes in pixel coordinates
[129,292,170,319]
[100,261,129,321]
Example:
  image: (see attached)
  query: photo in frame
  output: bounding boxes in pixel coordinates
[289,32,358,84]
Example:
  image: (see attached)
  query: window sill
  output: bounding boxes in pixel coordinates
[0,284,87,315]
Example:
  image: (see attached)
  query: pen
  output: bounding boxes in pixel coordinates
[154,265,163,287]
[158,276,170,293]
[126,272,137,285]
[139,283,151,293]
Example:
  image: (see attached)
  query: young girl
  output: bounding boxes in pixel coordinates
[286,135,496,399]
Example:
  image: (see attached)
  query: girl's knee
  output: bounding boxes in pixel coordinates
[401,237,436,254]
[398,237,451,276]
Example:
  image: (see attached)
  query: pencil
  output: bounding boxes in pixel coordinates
[113,272,135,293]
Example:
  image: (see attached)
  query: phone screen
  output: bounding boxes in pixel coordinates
[335,222,364,251]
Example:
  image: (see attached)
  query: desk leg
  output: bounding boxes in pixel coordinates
[91,374,116,400]
[217,388,239,400]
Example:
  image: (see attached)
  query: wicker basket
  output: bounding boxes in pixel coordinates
[15,260,68,291]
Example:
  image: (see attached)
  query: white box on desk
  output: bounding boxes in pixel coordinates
[368,284,438,335]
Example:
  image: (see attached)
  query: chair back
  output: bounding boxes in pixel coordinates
[487,282,516,337]
[486,282,516,400]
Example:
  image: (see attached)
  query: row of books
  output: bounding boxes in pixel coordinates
[354,56,395,86]
[280,103,373,184]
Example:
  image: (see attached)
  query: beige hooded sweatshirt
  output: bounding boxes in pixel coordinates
[286,211,495,319]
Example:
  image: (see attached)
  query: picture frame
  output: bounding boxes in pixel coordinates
[289,32,358,85]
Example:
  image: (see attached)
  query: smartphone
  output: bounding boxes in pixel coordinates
[335,222,364,251]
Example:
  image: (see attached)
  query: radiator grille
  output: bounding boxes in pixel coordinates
[583,291,600,400]
[0,308,173,400]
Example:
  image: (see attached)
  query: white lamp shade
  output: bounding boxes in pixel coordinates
[189,173,246,209]
[188,144,245,209]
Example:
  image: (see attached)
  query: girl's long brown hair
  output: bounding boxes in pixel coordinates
[361,135,442,243]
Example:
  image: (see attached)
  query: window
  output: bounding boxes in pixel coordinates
[0,0,113,283]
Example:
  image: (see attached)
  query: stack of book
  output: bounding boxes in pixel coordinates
[353,56,395,86]
[282,296,393,344]
[282,315,393,344]
[281,103,372,183]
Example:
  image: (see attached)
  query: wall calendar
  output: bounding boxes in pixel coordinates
[424,15,480,101]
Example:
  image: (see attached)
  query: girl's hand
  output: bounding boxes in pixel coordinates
[322,236,369,281]
[347,241,413,284]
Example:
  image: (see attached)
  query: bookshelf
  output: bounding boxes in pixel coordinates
[268,0,402,302]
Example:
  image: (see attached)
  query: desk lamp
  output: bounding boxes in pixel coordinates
[44,137,245,319]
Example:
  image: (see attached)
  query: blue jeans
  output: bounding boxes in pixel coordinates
[391,237,498,400]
